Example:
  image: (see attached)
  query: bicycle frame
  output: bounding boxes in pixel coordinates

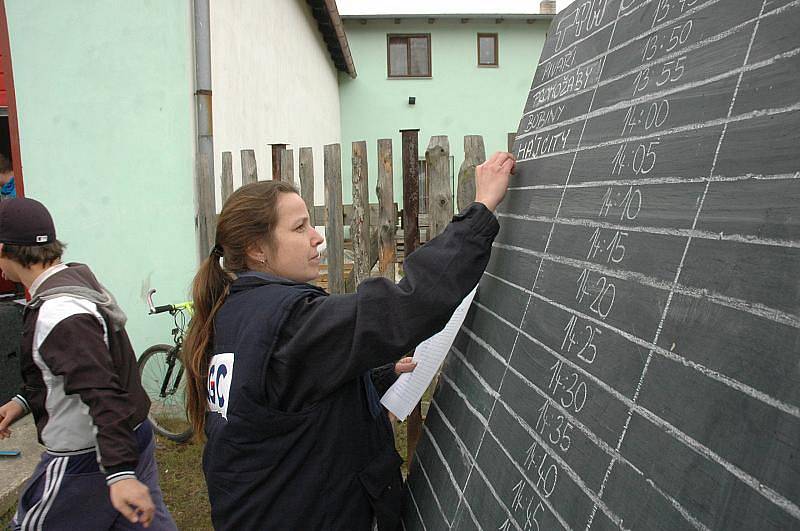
[146,288,193,398]
[160,345,185,398]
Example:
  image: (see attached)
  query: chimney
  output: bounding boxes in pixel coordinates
[540,0,557,14]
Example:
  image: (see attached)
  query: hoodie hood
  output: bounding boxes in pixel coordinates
[27,263,128,330]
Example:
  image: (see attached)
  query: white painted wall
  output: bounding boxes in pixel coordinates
[210,0,342,210]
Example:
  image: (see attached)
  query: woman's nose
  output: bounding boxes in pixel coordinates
[311,228,324,246]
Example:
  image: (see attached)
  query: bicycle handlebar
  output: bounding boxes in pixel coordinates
[146,288,192,316]
[147,289,173,314]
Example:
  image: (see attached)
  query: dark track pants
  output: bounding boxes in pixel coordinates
[12,421,176,530]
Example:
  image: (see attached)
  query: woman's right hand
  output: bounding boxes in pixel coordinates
[475,151,515,212]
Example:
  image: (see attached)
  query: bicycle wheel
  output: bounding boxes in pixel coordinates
[138,344,193,443]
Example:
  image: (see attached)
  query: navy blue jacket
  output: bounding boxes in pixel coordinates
[202,203,500,530]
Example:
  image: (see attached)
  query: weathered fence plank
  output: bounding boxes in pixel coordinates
[401,129,421,257]
[425,136,452,238]
[312,204,386,228]
[376,139,396,281]
[456,135,486,211]
[299,147,315,226]
[196,152,215,259]
[324,144,345,294]
[351,141,371,285]
[343,228,379,293]
[241,149,258,185]
[401,129,422,464]
[271,143,287,181]
[220,151,233,204]
[280,148,295,186]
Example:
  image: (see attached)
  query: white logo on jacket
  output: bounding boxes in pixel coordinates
[207,353,234,419]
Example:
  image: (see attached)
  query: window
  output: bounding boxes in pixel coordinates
[478,33,498,67]
[388,34,431,78]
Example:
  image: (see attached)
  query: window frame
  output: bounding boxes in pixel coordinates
[477,33,499,67]
[387,33,432,78]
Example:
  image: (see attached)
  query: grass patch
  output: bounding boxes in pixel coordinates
[155,436,212,530]
[0,505,14,528]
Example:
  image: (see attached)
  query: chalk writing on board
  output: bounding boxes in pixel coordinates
[404,0,800,529]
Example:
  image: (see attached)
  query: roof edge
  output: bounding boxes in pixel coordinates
[307,0,357,79]
[340,13,556,20]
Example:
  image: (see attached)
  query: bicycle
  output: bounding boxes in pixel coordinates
[138,288,194,443]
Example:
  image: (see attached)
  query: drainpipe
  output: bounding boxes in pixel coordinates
[193,0,215,260]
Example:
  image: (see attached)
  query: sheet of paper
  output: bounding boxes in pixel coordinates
[380,287,477,420]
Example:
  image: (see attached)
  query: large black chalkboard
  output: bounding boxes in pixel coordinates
[403,1,800,529]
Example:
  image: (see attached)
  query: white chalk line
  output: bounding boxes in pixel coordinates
[438,374,572,530]
[405,477,428,531]
[588,3,779,525]
[468,299,800,524]
[418,424,483,529]
[491,242,800,329]
[438,374,524,531]
[534,0,711,82]
[508,171,800,191]
[523,41,800,143]
[455,6,624,526]
[534,0,798,89]
[482,269,800,421]
[452,338,641,474]
[525,0,795,114]
[497,211,800,249]
[453,336,705,531]
[413,443,454,528]
[517,96,800,164]
[536,0,662,73]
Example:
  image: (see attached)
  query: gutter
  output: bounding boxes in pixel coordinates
[192,0,216,258]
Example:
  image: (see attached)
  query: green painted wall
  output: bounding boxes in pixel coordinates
[6,0,198,354]
[339,17,550,205]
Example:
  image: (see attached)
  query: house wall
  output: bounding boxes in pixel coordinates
[5,0,197,354]
[210,0,342,209]
[339,18,551,205]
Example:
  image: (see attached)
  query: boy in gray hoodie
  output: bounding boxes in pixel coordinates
[0,197,175,530]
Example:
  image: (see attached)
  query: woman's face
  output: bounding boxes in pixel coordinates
[261,192,324,283]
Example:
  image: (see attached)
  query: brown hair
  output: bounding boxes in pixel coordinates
[1,240,65,268]
[183,180,298,438]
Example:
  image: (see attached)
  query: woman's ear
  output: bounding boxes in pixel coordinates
[244,241,267,266]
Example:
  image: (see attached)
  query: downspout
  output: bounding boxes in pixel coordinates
[193,0,215,260]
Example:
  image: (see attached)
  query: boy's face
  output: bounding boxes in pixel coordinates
[0,244,21,282]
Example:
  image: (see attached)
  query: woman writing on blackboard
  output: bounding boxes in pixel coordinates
[182,151,515,530]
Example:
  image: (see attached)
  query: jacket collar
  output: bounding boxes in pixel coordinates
[230,271,327,296]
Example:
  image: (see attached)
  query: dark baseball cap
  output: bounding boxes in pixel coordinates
[0,197,57,246]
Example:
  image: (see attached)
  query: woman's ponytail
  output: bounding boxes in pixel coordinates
[182,251,230,438]
[181,180,298,439]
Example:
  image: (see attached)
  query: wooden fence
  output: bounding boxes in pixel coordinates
[210,133,512,289]
[205,132,511,460]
